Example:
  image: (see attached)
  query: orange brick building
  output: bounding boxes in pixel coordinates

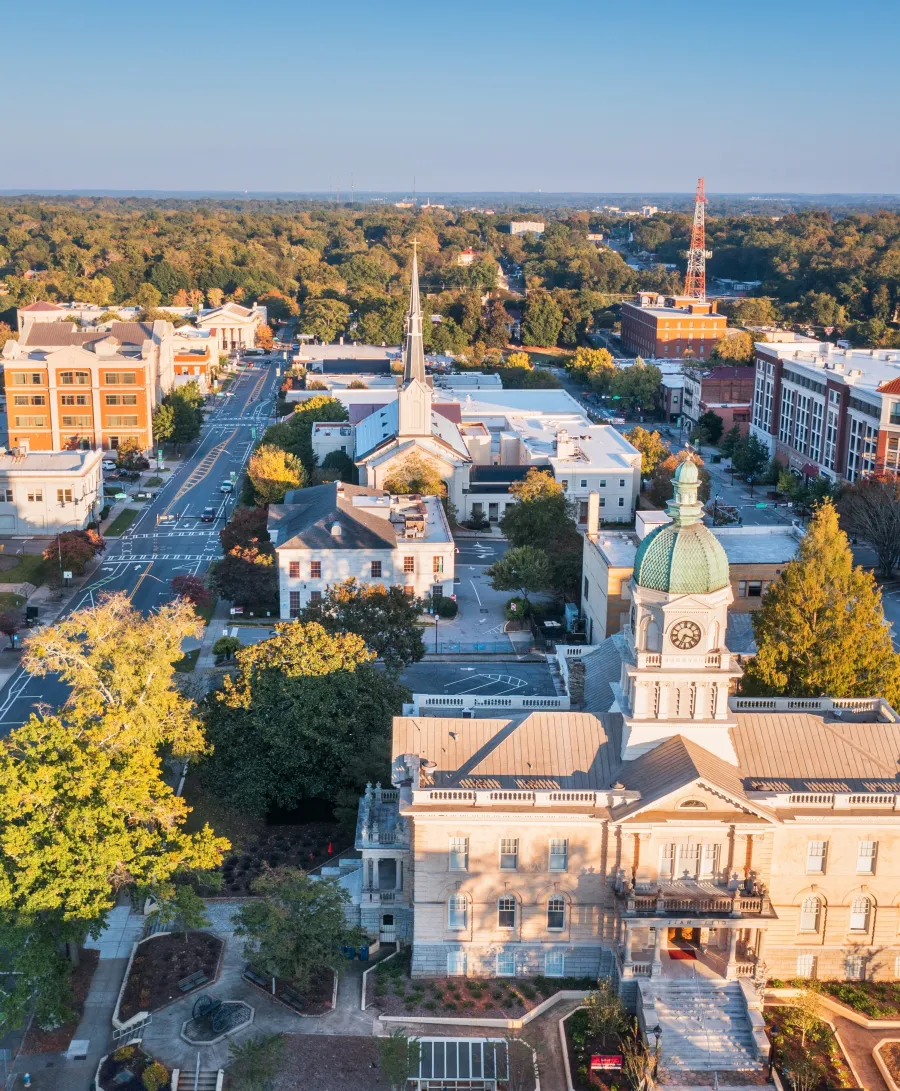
[620,292,727,360]
[1,322,168,453]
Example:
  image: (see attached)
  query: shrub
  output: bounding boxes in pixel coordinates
[100,505,111,520]
[423,1000,436,1011]
[491,989,503,1002]
[443,1000,457,1011]
[461,517,489,531]
[519,984,536,1000]
[505,596,531,621]
[142,1061,169,1091]
[213,635,241,660]
[113,1045,138,1062]
[433,596,458,618]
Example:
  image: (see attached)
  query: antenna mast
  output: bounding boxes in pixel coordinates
[684,177,711,300]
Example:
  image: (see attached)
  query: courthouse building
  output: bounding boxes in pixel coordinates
[351,461,900,1003]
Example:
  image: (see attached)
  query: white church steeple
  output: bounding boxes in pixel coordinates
[398,240,432,438]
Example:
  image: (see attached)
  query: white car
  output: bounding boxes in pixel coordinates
[102,460,118,472]
[220,481,233,494]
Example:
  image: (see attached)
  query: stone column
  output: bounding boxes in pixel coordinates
[651,927,664,978]
[623,922,634,976]
[725,927,739,979]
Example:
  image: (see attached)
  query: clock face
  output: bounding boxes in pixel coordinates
[670,620,702,650]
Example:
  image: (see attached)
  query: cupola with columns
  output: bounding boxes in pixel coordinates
[618,459,743,763]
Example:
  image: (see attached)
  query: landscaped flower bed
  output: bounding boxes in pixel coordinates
[821,979,900,1018]
[243,963,336,1016]
[119,932,223,1022]
[99,1044,170,1091]
[219,822,346,894]
[564,1008,627,1091]
[764,1006,855,1089]
[368,949,593,1019]
[880,1041,900,1085]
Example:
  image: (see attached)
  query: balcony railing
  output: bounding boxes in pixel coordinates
[618,883,773,919]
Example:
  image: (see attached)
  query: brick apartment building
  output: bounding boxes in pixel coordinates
[750,342,900,482]
[620,292,727,360]
[682,365,755,434]
[1,321,169,453]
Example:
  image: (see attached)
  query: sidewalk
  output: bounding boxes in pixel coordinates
[196,598,233,672]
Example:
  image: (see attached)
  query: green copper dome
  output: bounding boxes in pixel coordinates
[633,459,730,595]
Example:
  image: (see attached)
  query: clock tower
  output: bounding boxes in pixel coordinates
[617,459,743,763]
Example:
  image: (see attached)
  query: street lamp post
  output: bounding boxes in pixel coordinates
[712,494,720,527]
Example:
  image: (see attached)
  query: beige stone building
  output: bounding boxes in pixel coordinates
[359,462,900,1001]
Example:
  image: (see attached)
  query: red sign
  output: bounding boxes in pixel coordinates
[590,1055,623,1071]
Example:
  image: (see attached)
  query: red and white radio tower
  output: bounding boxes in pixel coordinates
[684,177,711,301]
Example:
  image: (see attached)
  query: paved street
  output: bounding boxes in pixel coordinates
[0,360,282,733]
[400,660,557,697]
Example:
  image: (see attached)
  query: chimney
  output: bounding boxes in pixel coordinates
[331,522,342,538]
[587,491,600,537]
[555,428,575,459]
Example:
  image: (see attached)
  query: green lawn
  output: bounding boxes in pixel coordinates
[194,597,217,625]
[145,476,164,487]
[174,648,199,673]
[0,592,25,612]
[104,508,139,537]
[0,553,49,588]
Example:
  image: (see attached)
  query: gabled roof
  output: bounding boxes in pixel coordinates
[269,481,398,551]
[582,633,626,716]
[614,735,771,820]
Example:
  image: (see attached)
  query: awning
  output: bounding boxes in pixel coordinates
[801,462,819,478]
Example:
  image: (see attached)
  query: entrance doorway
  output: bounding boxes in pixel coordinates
[380,913,396,943]
[668,926,700,950]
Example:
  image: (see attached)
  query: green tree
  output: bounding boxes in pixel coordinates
[522,291,564,347]
[378,1030,422,1091]
[797,290,847,328]
[233,869,363,993]
[500,470,583,599]
[487,546,551,604]
[744,503,900,705]
[609,359,662,411]
[584,979,626,1047]
[727,297,779,326]
[152,402,175,444]
[300,297,351,342]
[570,346,615,383]
[625,427,670,476]
[227,1034,285,1091]
[152,883,211,943]
[203,622,408,813]
[382,454,445,496]
[247,444,306,504]
[731,433,770,479]
[170,392,202,447]
[263,396,348,474]
[0,595,226,1030]
[302,578,425,673]
[319,450,355,483]
[503,351,532,370]
[696,409,724,444]
[213,636,241,660]
[838,473,900,578]
[719,424,742,459]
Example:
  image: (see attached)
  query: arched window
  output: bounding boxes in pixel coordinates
[800,896,820,932]
[448,894,467,930]
[547,896,566,930]
[645,618,661,652]
[498,896,516,929]
[850,896,870,932]
[679,799,708,810]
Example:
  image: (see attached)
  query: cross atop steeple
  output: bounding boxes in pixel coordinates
[403,239,426,385]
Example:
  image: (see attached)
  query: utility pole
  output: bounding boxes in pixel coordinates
[684,177,712,301]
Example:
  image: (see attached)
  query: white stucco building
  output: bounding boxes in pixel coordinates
[0,449,103,534]
[268,482,455,618]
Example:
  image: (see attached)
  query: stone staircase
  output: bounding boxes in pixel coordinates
[175,1069,220,1090]
[649,979,761,1072]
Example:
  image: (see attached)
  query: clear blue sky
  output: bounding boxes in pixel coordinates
[3,0,898,194]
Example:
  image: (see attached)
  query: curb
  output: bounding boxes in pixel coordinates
[362,948,401,1011]
[559,1005,584,1091]
[875,1039,900,1091]
[379,989,590,1031]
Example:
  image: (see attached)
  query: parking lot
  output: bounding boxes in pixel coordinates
[399,660,558,697]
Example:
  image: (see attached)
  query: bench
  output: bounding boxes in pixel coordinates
[178,971,209,993]
[277,985,305,1012]
[242,966,270,989]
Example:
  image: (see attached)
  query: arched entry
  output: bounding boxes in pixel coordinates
[380,913,396,943]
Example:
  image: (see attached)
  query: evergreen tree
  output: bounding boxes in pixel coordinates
[744,503,900,705]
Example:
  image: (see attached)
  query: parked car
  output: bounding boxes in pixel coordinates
[200,506,216,523]
[101,460,118,472]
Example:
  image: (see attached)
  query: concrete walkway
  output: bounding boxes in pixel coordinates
[828,1013,889,1091]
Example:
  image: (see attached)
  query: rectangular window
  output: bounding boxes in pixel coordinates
[660,843,676,879]
[561,480,568,491]
[433,556,443,574]
[371,561,382,578]
[618,497,625,507]
[545,951,566,978]
[446,950,466,976]
[13,395,28,406]
[26,489,42,502]
[747,581,762,597]
[495,950,515,976]
[549,838,568,872]
[599,479,606,488]
[15,416,47,428]
[449,837,468,871]
[738,580,747,597]
[857,841,877,874]
[500,838,518,870]
[310,561,321,578]
[448,895,467,931]
[599,497,606,507]
[578,500,588,524]
[845,955,865,981]
[796,954,815,979]
[56,489,73,504]
[0,489,11,503]
[498,897,516,929]
[61,416,92,428]
[289,591,301,617]
[106,395,121,405]
[699,844,718,879]
[106,416,139,427]
[580,479,587,489]
[288,561,300,579]
[310,590,322,604]
[106,373,137,385]
[403,556,415,573]
[583,577,589,601]
[619,478,625,488]
[807,841,827,874]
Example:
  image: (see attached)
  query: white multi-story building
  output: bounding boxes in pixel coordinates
[268,482,455,618]
[750,341,900,482]
[0,449,103,534]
